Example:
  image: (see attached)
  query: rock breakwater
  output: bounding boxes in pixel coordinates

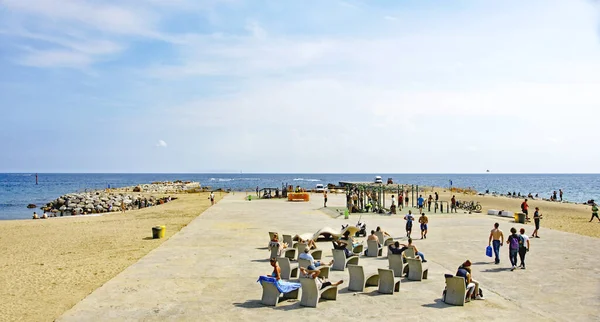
[41,192,175,215]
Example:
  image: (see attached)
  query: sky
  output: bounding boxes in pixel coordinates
[1,0,600,173]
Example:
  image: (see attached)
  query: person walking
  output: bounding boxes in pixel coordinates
[559,189,563,202]
[419,213,428,239]
[427,195,433,212]
[417,195,425,214]
[507,227,521,271]
[589,201,599,222]
[520,199,529,219]
[451,195,457,213]
[488,223,504,264]
[209,192,215,205]
[256,186,259,197]
[518,228,530,269]
[404,210,415,238]
[323,191,328,208]
[531,207,542,238]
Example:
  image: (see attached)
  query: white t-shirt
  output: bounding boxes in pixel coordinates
[404,214,414,221]
[520,234,529,248]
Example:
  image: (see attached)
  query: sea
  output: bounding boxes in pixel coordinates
[1,173,599,220]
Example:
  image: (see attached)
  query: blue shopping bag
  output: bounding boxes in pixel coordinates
[486,245,493,257]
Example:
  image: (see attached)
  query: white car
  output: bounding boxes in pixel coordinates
[315,184,325,192]
[374,176,383,184]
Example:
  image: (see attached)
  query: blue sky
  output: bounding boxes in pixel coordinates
[1,0,600,173]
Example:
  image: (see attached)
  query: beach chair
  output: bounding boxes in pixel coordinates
[388,254,409,277]
[366,240,383,257]
[268,231,278,241]
[378,268,401,294]
[375,231,393,246]
[345,240,364,254]
[299,277,338,308]
[298,258,330,278]
[332,249,359,271]
[269,242,297,260]
[404,247,416,259]
[277,257,299,279]
[406,258,429,281]
[282,234,297,248]
[443,275,467,306]
[347,264,379,292]
[296,243,323,260]
[259,279,299,306]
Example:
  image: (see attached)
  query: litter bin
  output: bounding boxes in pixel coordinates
[152,225,166,239]
[515,213,525,224]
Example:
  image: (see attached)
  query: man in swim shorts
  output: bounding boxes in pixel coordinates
[404,210,415,238]
[419,213,428,239]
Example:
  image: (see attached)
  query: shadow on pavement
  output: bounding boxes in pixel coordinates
[421,298,450,309]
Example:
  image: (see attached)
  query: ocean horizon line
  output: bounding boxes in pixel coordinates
[2,172,600,175]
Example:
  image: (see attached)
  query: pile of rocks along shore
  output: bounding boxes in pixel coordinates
[40,192,176,215]
[117,181,201,193]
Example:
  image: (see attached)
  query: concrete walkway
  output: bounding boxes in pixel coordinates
[58,193,600,321]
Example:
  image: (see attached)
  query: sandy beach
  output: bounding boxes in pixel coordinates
[0,192,222,322]
[425,188,599,238]
[1,187,598,321]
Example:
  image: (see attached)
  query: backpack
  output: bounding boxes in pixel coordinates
[518,235,526,249]
[509,235,519,250]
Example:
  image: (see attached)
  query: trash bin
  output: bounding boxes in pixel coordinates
[152,225,165,239]
[515,213,525,224]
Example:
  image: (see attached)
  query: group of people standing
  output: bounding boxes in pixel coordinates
[488,223,531,270]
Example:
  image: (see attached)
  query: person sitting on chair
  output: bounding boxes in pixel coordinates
[406,238,427,262]
[376,226,391,238]
[299,267,344,290]
[456,260,484,301]
[388,241,408,255]
[340,231,361,248]
[299,247,333,270]
[268,233,288,257]
[332,239,354,258]
[298,237,318,250]
[367,230,381,247]
[269,258,282,280]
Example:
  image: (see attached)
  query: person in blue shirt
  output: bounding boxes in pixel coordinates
[299,247,333,270]
[417,195,425,214]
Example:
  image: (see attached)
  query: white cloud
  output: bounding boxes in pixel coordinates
[156,140,168,148]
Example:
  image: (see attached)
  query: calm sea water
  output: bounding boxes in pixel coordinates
[1,173,599,220]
